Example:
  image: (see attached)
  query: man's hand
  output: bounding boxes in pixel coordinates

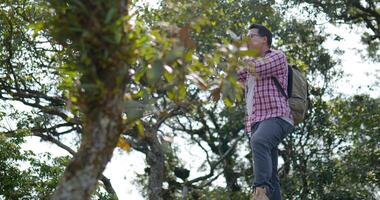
[239,57,257,76]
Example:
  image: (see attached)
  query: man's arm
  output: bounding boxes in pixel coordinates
[237,68,248,83]
[236,57,255,83]
[245,50,287,78]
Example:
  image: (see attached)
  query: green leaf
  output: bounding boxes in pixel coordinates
[178,83,186,99]
[226,29,239,41]
[184,50,193,62]
[238,49,260,57]
[163,70,174,82]
[166,50,183,63]
[28,22,44,38]
[223,97,233,107]
[167,90,176,100]
[135,120,145,138]
[124,100,145,121]
[133,68,146,82]
[146,60,163,84]
[114,30,122,44]
[105,7,116,24]
[132,89,144,99]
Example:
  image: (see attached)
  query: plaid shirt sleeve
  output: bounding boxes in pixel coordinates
[237,68,248,83]
[246,50,287,78]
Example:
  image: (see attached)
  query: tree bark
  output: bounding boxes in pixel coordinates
[145,131,165,200]
[51,92,125,200]
[223,155,240,192]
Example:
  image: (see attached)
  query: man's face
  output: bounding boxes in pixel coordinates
[247,28,267,51]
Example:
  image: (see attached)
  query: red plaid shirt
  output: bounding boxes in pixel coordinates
[237,49,293,133]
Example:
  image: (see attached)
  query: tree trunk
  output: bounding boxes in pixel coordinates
[145,132,165,200]
[51,92,125,199]
[223,156,240,192]
[49,0,130,199]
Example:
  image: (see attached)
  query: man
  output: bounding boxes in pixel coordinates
[237,24,294,200]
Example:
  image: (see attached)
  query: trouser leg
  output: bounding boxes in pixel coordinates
[250,117,293,200]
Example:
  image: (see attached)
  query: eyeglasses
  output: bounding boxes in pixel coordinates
[247,33,261,38]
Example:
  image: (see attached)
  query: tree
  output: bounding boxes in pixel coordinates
[1,0,379,199]
[324,95,379,199]
[44,1,138,198]
[285,0,380,61]
[0,0,125,198]
[134,0,350,199]
[1,0,240,199]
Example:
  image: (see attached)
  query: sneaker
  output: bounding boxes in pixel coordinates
[251,186,270,200]
[252,193,269,200]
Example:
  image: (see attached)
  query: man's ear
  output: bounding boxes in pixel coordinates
[263,36,268,46]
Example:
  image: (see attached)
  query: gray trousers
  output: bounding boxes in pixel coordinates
[250,117,294,200]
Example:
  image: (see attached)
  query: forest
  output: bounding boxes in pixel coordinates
[0,0,379,200]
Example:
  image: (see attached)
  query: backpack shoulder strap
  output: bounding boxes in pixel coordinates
[287,65,293,96]
[271,76,288,99]
[272,65,293,99]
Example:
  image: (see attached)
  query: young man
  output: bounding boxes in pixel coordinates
[237,24,294,200]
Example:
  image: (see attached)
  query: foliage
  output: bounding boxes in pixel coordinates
[0,0,378,199]
[0,132,66,199]
[284,0,380,62]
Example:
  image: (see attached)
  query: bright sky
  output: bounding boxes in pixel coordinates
[324,24,379,98]
[14,2,380,200]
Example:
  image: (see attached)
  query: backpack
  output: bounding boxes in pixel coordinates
[272,65,309,125]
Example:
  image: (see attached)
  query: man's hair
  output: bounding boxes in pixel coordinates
[249,23,272,47]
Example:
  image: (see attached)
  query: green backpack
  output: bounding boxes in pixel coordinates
[272,65,309,125]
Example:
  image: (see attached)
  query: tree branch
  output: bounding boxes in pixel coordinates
[33,133,119,199]
[187,134,244,184]
[3,129,118,199]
